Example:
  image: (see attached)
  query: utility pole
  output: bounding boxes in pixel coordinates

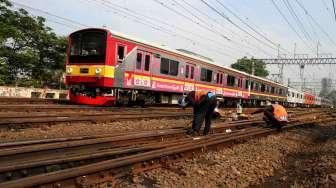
[248,56,255,97]
[277,44,284,84]
[251,56,255,76]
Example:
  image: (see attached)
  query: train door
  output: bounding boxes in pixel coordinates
[215,71,224,95]
[184,63,196,92]
[134,51,151,88]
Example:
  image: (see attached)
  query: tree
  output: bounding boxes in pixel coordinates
[0,0,67,88]
[230,57,269,77]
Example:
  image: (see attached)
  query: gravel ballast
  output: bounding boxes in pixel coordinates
[117,121,336,188]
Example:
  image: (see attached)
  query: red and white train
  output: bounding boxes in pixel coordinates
[65,28,331,107]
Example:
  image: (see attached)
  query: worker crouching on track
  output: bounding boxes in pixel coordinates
[179,91,218,136]
[252,101,289,130]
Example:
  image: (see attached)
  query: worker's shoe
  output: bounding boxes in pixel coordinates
[187,129,199,137]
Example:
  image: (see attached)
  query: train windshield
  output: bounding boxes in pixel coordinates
[69,30,107,63]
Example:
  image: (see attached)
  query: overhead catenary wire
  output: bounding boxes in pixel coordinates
[332,0,336,22]
[200,0,289,55]
[269,0,315,54]
[101,0,273,58]
[10,1,90,28]
[97,0,241,58]
[152,0,231,41]
[214,0,290,55]
[88,0,238,59]
[282,0,315,49]
[10,0,275,59]
[294,0,336,48]
[157,0,275,57]
[178,0,276,57]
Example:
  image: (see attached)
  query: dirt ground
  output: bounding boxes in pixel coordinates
[0,118,191,142]
[117,121,336,188]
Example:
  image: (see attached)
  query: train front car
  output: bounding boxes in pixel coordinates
[65,29,116,105]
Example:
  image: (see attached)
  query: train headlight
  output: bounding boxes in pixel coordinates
[95,68,102,74]
[66,67,73,74]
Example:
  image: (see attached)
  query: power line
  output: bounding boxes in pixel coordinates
[269,0,314,54]
[294,0,336,47]
[200,0,284,54]
[152,0,231,41]
[321,0,333,15]
[214,0,290,54]
[149,0,275,57]
[89,0,238,59]
[282,0,314,48]
[10,1,90,28]
[333,0,336,22]
[98,0,243,58]
[169,0,214,29]
[178,0,276,56]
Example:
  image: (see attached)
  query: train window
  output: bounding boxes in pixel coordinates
[279,89,283,95]
[201,68,213,82]
[220,73,223,84]
[261,84,266,92]
[160,58,170,74]
[227,75,235,86]
[245,80,249,89]
[190,66,194,79]
[170,60,179,76]
[201,69,206,81]
[145,55,150,71]
[160,58,179,76]
[251,81,254,90]
[117,45,125,62]
[255,82,260,91]
[237,78,241,88]
[207,70,213,82]
[216,73,220,84]
[271,87,275,94]
[185,65,190,78]
[136,53,142,70]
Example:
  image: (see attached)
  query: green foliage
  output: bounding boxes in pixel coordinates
[320,90,336,106]
[0,0,67,88]
[327,90,336,106]
[231,57,269,77]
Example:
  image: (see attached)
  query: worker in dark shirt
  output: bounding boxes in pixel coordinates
[252,101,288,130]
[178,91,218,136]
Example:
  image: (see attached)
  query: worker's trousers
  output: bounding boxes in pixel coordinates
[192,96,217,135]
[263,110,286,130]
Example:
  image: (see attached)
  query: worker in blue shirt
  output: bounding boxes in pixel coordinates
[179,91,218,136]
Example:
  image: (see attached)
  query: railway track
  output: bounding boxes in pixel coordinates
[0,106,314,129]
[0,97,68,105]
[0,108,333,187]
[0,112,193,126]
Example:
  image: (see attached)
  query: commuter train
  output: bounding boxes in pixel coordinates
[65,28,332,107]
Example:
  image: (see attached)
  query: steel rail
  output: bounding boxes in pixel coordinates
[1,117,334,188]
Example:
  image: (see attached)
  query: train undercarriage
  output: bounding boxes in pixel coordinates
[69,84,295,108]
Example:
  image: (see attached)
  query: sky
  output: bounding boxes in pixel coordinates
[10,0,336,93]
